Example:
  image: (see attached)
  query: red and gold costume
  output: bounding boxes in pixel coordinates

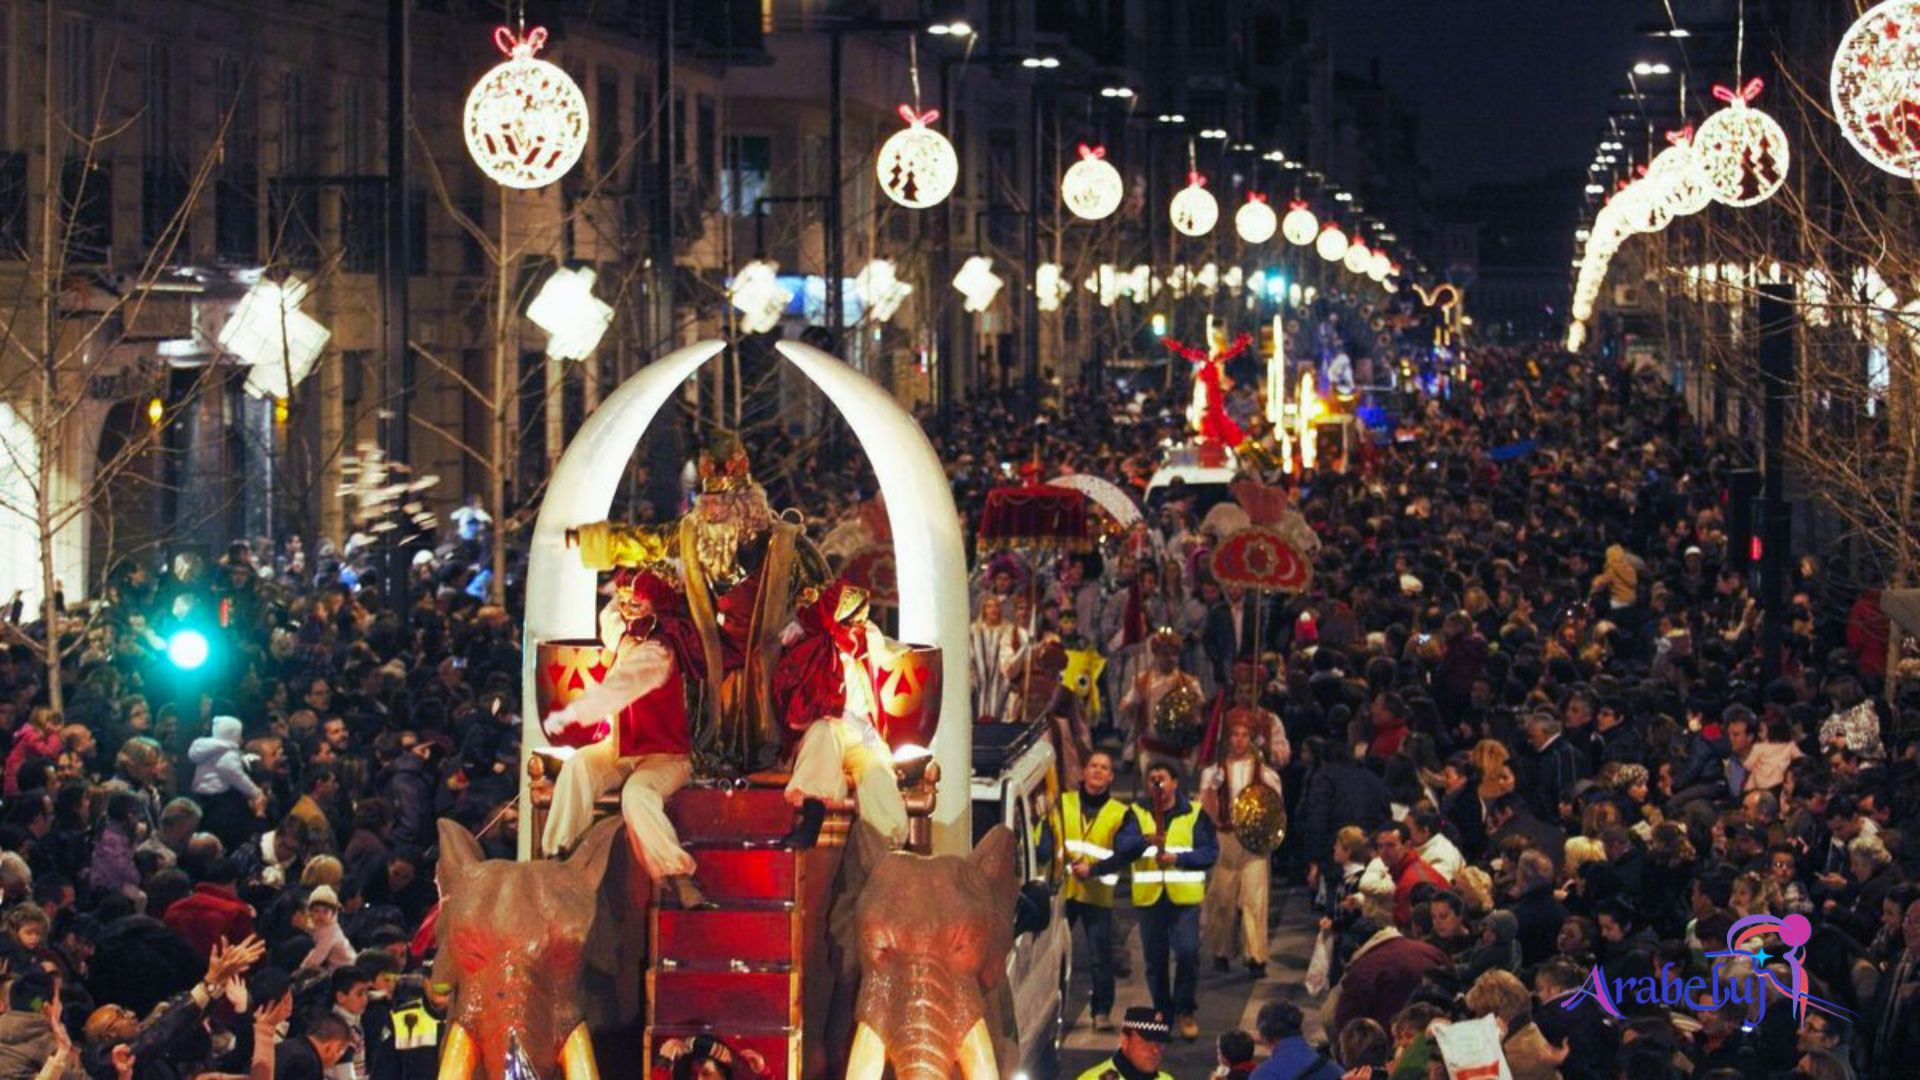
[1164,330,1253,448]
[539,569,702,877]
[1199,709,1284,967]
[773,582,913,842]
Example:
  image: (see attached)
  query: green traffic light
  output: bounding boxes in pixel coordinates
[166,629,210,671]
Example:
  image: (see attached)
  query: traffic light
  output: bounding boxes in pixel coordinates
[165,628,210,671]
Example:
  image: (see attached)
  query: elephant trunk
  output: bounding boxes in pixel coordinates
[855,955,992,1080]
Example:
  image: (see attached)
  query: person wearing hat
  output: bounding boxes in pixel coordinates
[540,566,710,909]
[1073,1006,1175,1080]
[1109,761,1218,1041]
[569,429,826,773]
[1121,628,1207,777]
[302,885,358,973]
[1199,706,1284,978]
[1062,751,1128,1030]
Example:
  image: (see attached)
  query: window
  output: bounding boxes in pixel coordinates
[633,82,653,166]
[1188,3,1227,47]
[144,44,172,159]
[143,44,185,251]
[215,58,258,262]
[696,95,717,190]
[58,14,93,128]
[61,158,110,263]
[280,72,311,175]
[340,181,381,274]
[721,134,770,217]
[597,74,621,179]
[342,81,372,176]
[672,89,686,167]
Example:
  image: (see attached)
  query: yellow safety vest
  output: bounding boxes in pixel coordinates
[1076,1056,1174,1080]
[391,1003,443,1052]
[1061,790,1128,908]
[1129,802,1207,906]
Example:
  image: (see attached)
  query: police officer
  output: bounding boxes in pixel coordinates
[1111,761,1218,1042]
[389,978,451,1080]
[1064,751,1129,1031]
[1074,1006,1175,1080]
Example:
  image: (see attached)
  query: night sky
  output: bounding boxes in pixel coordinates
[1326,2,1650,194]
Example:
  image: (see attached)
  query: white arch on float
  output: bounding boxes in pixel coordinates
[520,339,972,858]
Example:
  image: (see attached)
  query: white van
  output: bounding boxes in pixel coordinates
[971,722,1072,1077]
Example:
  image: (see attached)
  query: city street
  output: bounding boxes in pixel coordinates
[1060,888,1325,1077]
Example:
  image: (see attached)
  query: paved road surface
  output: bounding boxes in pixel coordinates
[1057,887,1327,1079]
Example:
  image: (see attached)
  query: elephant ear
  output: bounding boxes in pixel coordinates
[436,818,484,896]
[566,816,625,889]
[969,825,1020,897]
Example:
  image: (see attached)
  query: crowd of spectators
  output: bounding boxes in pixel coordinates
[956,340,1915,1080]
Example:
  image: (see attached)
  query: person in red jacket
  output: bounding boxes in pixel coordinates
[1371,822,1449,929]
[1330,919,1450,1036]
[160,857,255,960]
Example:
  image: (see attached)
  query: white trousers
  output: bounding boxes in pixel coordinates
[785,715,908,843]
[1200,832,1271,964]
[541,740,695,879]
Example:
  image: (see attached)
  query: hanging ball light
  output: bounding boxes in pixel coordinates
[1281,200,1318,246]
[1234,193,1278,244]
[1650,128,1714,217]
[1061,143,1125,221]
[1315,223,1348,262]
[1169,172,1219,237]
[1832,0,1920,178]
[1694,79,1789,208]
[1342,236,1372,275]
[1367,249,1392,281]
[876,105,959,209]
[463,26,590,190]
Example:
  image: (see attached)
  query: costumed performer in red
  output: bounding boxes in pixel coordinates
[773,581,912,848]
[540,567,710,909]
[1163,327,1253,447]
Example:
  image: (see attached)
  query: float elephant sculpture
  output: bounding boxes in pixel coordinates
[836,822,1021,1080]
[432,817,646,1080]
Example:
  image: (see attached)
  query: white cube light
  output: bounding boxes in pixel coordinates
[220,277,332,400]
[528,266,614,361]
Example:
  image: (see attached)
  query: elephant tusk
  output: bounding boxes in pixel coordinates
[561,1023,601,1080]
[845,1022,889,1080]
[436,1024,478,1080]
[955,1018,996,1080]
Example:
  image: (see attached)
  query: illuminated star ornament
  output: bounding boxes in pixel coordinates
[1694,78,1789,208]
[876,105,958,209]
[1832,0,1920,177]
[463,26,590,190]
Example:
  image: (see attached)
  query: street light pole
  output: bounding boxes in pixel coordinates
[827,31,845,356]
[383,0,411,606]
[1024,82,1045,409]
[1757,283,1795,679]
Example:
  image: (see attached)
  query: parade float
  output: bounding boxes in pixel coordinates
[426,340,1056,1080]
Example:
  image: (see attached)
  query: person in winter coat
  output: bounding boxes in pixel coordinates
[159,857,254,960]
[5,707,65,796]
[0,971,82,1080]
[1299,738,1392,872]
[188,715,265,849]
[1330,920,1450,1036]
[377,741,438,852]
[302,885,357,972]
[86,792,144,903]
